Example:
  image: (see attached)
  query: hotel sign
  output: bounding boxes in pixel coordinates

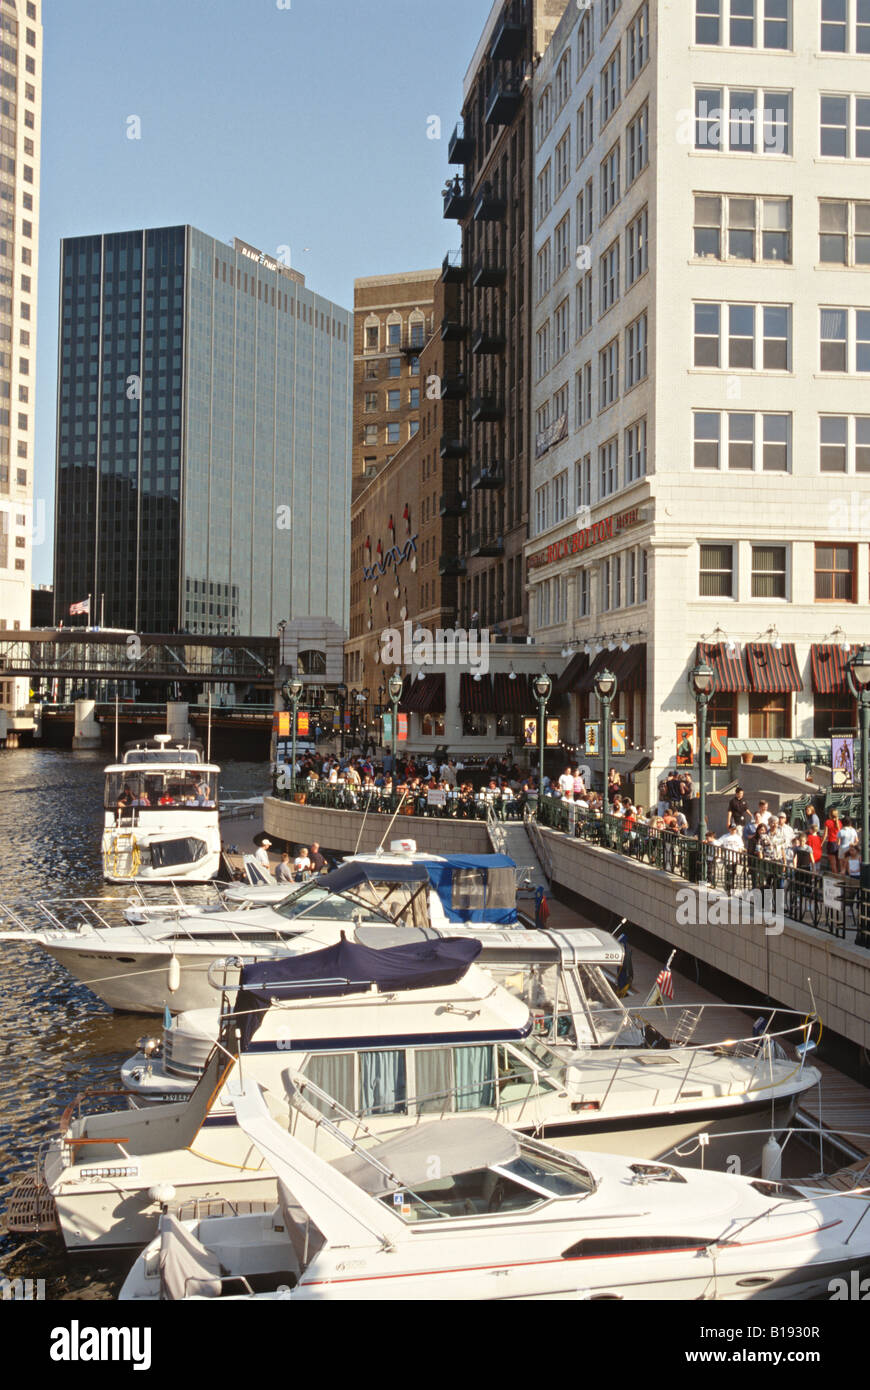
[527,506,642,572]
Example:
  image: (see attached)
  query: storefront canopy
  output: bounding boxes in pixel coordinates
[696,641,751,694]
[745,642,803,694]
[401,673,446,714]
[459,671,494,714]
[492,671,536,714]
[810,644,854,696]
[553,651,589,697]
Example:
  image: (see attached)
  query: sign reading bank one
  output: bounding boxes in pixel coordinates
[527,506,642,573]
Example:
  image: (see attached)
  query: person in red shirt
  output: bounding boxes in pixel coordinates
[823,812,840,873]
[806,829,823,867]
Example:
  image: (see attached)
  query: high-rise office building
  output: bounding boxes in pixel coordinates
[528,0,870,787]
[54,228,352,636]
[443,0,570,639]
[0,0,42,716]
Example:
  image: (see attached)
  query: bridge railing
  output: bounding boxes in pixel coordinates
[272,776,525,822]
[534,795,870,946]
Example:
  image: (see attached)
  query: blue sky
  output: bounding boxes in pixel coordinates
[33,0,493,583]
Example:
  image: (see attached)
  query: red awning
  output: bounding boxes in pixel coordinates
[810,644,853,696]
[696,641,751,694]
[493,672,536,714]
[401,673,446,713]
[746,643,803,694]
[459,672,494,714]
[553,651,589,697]
[576,650,612,694]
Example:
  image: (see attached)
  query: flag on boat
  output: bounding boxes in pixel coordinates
[615,933,634,997]
[69,597,90,615]
[655,967,674,1000]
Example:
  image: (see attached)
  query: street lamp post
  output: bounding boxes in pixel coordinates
[593,668,617,817]
[335,681,348,758]
[388,672,404,774]
[358,687,370,752]
[282,676,304,795]
[533,673,552,799]
[689,659,718,881]
[847,648,870,924]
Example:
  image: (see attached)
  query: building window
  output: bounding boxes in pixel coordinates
[409,420,419,437]
[577,569,590,617]
[695,87,792,154]
[600,145,621,219]
[386,423,400,444]
[627,3,650,83]
[820,415,870,473]
[536,322,551,380]
[577,92,594,165]
[815,543,856,601]
[625,419,647,480]
[751,544,787,598]
[627,550,637,606]
[364,426,378,445]
[599,436,618,497]
[820,307,870,372]
[386,389,400,411]
[820,94,870,158]
[599,339,619,408]
[409,388,420,408]
[749,694,790,737]
[576,272,594,338]
[601,49,621,126]
[820,199,870,265]
[578,8,593,70]
[625,313,648,387]
[555,129,571,195]
[554,300,570,361]
[576,362,593,427]
[626,206,649,284]
[577,179,594,245]
[554,470,569,522]
[696,0,790,48]
[535,483,550,535]
[626,105,649,184]
[576,453,592,508]
[693,194,792,263]
[700,543,735,597]
[600,240,620,314]
[387,358,401,378]
[365,325,378,351]
[554,213,571,277]
[692,301,791,370]
[693,410,790,471]
[822,0,870,53]
[537,162,552,222]
[364,392,378,412]
[553,382,569,421]
[536,86,552,147]
[536,241,551,300]
[814,693,854,738]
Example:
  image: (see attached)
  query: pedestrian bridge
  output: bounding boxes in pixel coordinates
[0,631,279,684]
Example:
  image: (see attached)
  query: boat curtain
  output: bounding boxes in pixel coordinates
[414,1048,453,1115]
[304,1053,356,1116]
[360,1049,407,1116]
[454,1045,495,1112]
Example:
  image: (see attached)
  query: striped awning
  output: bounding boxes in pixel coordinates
[493,672,536,714]
[810,644,853,696]
[610,643,646,693]
[401,673,446,713]
[696,641,751,694]
[553,651,589,697]
[746,643,803,694]
[459,672,494,714]
[576,650,612,694]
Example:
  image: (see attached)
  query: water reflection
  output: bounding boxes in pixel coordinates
[0,749,266,1299]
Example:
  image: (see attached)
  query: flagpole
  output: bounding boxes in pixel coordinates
[100,593,105,627]
[87,593,92,628]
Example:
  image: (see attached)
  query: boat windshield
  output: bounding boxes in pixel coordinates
[121,748,202,764]
[517,1038,569,1087]
[105,770,218,810]
[380,1148,593,1223]
[273,884,393,926]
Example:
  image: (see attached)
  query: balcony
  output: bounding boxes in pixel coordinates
[439,492,468,518]
[472,323,506,355]
[469,532,505,558]
[397,325,429,354]
[441,315,467,342]
[473,183,507,222]
[440,554,468,576]
[491,2,525,61]
[471,462,506,490]
[485,75,524,127]
[441,250,466,283]
[440,435,469,459]
[448,120,475,165]
[472,257,507,288]
[440,374,468,401]
[443,177,472,220]
[471,394,505,423]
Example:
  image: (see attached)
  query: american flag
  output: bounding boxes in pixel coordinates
[69,597,90,616]
[655,967,674,1000]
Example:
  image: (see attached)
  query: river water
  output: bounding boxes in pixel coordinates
[0,748,267,1299]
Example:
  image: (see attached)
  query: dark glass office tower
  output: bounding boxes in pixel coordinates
[54,227,352,635]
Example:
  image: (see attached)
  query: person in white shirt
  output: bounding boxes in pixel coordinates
[254,838,273,879]
[294,847,312,877]
[717,827,744,852]
[837,817,859,871]
[558,768,574,798]
[755,800,773,828]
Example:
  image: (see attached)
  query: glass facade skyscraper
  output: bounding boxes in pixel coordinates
[54,226,352,636]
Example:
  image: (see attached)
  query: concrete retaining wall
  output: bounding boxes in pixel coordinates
[534,823,870,1052]
[263,797,491,856]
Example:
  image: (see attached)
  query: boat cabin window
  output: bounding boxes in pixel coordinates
[382,1168,547,1222]
[449,866,515,913]
[414,1046,495,1115]
[150,837,208,869]
[122,748,202,764]
[498,1044,561,1100]
[302,1044,499,1120]
[274,886,391,926]
[105,771,218,811]
[517,1039,568,1087]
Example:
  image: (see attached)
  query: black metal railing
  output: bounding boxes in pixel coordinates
[534,797,870,945]
[272,777,525,821]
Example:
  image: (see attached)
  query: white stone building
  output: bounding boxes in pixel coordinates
[0,0,41,718]
[527,0,870,789]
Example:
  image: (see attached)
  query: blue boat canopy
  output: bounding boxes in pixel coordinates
[317,854,518,926]
[233,937,482,1045]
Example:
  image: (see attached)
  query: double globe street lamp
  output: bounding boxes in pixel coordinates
[388,672,404,771]
[533,672,552,796]
[593,667,617,813]
[281,676,304,792]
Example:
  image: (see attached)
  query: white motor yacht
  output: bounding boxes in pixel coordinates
[9,938,819,1254]
[101,735,221,883]
[119,1079,870,1302]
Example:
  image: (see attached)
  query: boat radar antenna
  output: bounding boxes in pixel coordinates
[154,733,172,746]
